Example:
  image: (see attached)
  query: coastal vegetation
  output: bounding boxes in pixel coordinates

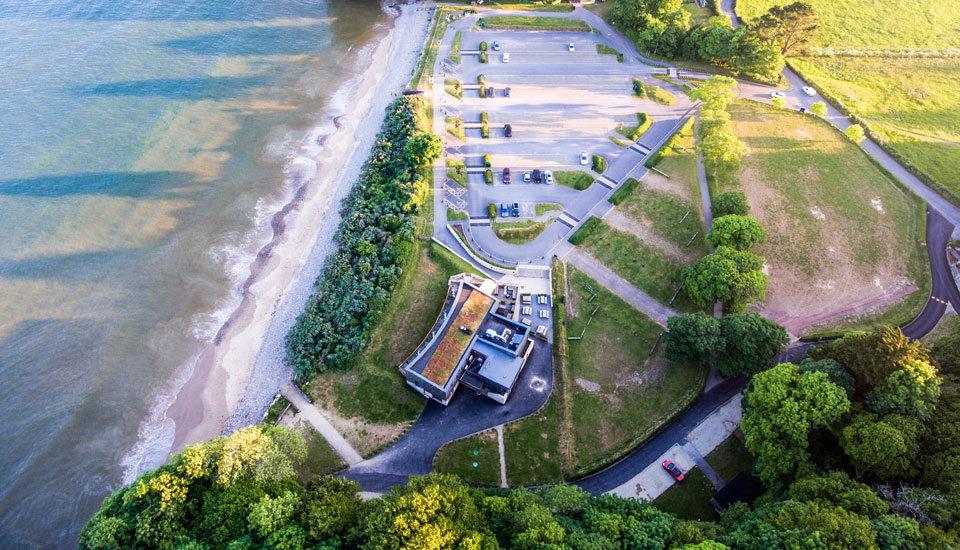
[285,96,441,379]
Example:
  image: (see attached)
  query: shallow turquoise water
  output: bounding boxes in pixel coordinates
[0,1,384,546]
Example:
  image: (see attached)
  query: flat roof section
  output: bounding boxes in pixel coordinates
[474,339,529,391]
[420,289,494,387]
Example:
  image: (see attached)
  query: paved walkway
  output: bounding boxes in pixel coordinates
[681,439,724,488]
[279,381,363,466]
[496,424,508,488]
[565,248,678,326]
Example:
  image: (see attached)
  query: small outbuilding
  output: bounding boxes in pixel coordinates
[710,472,762,513]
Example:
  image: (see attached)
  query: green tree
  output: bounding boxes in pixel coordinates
[872,514,924,550]
[845,124,865,142]
[706,215,767,251]
[716,313,788,377]
[615,0,690,56]
[690,75,738,111]
[404,132,443,166]
[865,359,942,420]
[798,358,855,397]
[741,363,850,487]
[732,30,785,80]
[788,471,888,518]
[681,246,768,311]
[711,191,749,218]
[248,491,300,537]
[839,413,921,480]
[750,1,819,56]
[765,500,877,549]
[664,312,722,364]
[810,101,827,116]
[301,477,364,541]
[931,331,960,375]
[700,129,748,181]
[771,96,786,109]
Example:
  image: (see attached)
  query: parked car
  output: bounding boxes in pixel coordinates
[504,87,511,97]
[544,170,554,184]
[532,169,542,183]
[502,53,510,63]
[512,202,520,217]
[503,167,511,184]
[580,151,589,165]
[770,91,786,100]
[486,87,495,98]
[662,460,684,481]
[802,86,817,96]
[523,171,532,183]
[504,124,512,137]
[492,40,501,51]
[500,203,509,217]
[568,42,575,52]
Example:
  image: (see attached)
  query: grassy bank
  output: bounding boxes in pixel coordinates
[492,220,549,244]
[434,430,501,486]
[482,16,590,32]
[555,170,594,191]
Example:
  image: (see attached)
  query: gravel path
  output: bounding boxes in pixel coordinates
[280,381,363,465]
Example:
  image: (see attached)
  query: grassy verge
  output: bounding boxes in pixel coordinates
[705,434,756,484]
[608,178,639,205]
[448,30,462,64]
[565,266,706,475]
[295,425,347,485]
[646,117,695,168]
[434,429,501,486]
[610,136,632,148]
[921,313,960,347]
[446,158,467,188]
[536,203,563,216]
[307,242,474,428]
[481,16,591,32]
[653,467,720,521]
[444,79,463,100]
[446,116,465,141]
[503,395,564,486]
[634,78,677,105]
[411,7,455,90]
[555,170,594,191]
[447,207,469,221]
[568,216,601,245]
[493,220,548,244]
[616,112,652,141]
[596,43,624,62]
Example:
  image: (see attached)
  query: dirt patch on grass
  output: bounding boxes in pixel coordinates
[308,379,412,457]
[605,209,693,262]
[643,172,694,201]
[728,101,924,335]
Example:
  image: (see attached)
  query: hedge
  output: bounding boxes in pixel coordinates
[485,169,494,184]
[479,41,488,52]
[477,74,485,86]
[480,112,488,124]
[479,86,486,98]
[284,97,432,378]
[488,203,497,219]
[480,52,488,63]
[608,178,639,205]
[645,116,694,168]
[591,154,607,174]
[568,216,602,245]
[481,124,490,139]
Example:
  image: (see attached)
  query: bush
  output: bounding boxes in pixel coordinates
[609,178,639,205]
[646,117,694,167]
[484,169,493,184]
[478,85,486,98]
[284,97,432,378]
[711,191,749,218]
[480,112,488,124]
[617,112,652,141]
[479,52,488,63]
[481,124,489,139]
[477,74,485,86]
[632,78,647,98]
[488,203,497,219]
[591,154,607,174]
[568,216,602,245]
[479,41,488,51]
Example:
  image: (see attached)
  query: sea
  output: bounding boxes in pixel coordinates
[0,0,388,546]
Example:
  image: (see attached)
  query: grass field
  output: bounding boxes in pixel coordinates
[447,207,468,221]
[482,16,590,32]
[565,267,705,473]
[536,202,562,216]
[492,220,548,244]
[736,0,960,49]
[555,171,595,191]
[705,434,756,484]
[434,430,501,486]
[789,56,960,200]
[306,242,474,451]
[295,424,346,485]
[653,467,720,521]
[722,100,927,336]
[503,395,564,486]
[446,158,467,188]
[446,116,465,142]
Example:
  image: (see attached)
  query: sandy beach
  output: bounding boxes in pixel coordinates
[132,3,433,466]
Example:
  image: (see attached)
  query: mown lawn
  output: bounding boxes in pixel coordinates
[724,100,927,336]
[736,0,960,49]
[308,242,474,428]
[482,16,590,32]
[705,434,756,484]
[295,425,346,485]
[565,267,705,474]
[434,429,501,486]
[789,57,960,201]
[503,395,564,486]
[653,467,720,521]
[492,220,548,244]
[555,171,595,191]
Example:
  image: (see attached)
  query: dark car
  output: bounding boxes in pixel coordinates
[512,202,520,217]
[532,169,542,183]
[504,87,511,97]
[503,167,511,184]
[500,203,509,217]
[486,87,495,98]
[504,124,512,137]
[662,460,684,481]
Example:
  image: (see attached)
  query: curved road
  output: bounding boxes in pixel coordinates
[340,3,960,496]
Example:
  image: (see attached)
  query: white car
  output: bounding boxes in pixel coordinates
[492,41,501,51]
[544,170,554,184]
[568,42,575,52]
[502,53,510,63]
[579,151,589,165]
[802,86,817,96]
[523,171,532,183]
[770,91,786,100]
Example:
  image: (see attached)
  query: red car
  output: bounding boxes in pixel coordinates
[662,460,684,481]
[503,167,511,184]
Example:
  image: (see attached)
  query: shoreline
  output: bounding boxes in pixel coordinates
[122,3,432,479]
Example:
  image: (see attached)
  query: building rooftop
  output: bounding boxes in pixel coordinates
[419,288,493,387]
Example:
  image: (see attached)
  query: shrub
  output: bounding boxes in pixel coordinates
[478,86,486,98]
[845,124,865,142]
[608,178,639,205]
[481,124,489,139]
[488,203,497,219]
[479,52,488,63]
[484,169,493,184]
[711,191,749,218]
[811,101,827,116]
[772,97,786,109]
[568,216,602,245]
[480,112,488,124]
[632,78,647,98]
[477,74,485,86]
[479,41,487,51]
[591,154,607,174]
[284,97,431,378]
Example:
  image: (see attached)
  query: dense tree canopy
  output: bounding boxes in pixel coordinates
[715,313,788,377]
[706,215,767,251]
[711,191,749,218]
[664,311,722,364]
[681,246,767,311]
[749,1,818,56]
